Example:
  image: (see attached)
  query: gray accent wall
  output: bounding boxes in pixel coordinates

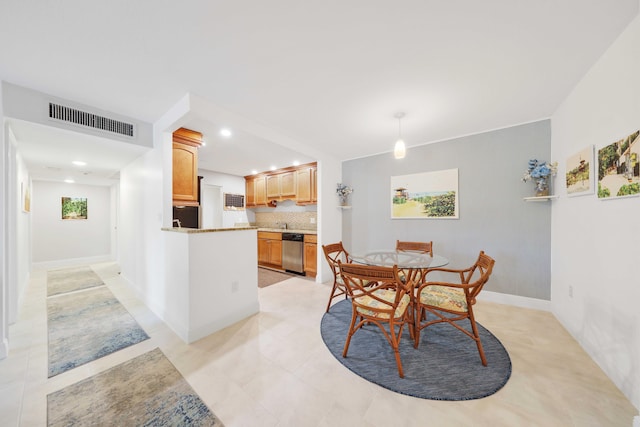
[342,120,551,300]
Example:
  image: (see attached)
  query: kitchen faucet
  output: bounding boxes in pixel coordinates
[173,219,182,228]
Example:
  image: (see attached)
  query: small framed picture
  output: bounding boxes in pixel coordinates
[597,130,639,199]
[565,145,594,197]
[61,197,88,220]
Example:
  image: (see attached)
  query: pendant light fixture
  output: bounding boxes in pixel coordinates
[394,112,406,159]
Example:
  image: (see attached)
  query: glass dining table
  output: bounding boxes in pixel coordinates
[350,250,449,283]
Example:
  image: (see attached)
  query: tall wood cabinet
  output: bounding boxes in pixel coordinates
[304,234,317,278]
[172,128,202,207]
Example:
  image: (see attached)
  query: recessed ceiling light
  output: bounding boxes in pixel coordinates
[220,128,232,138]
[270,165,277,171]
[293,160,300,166]
[201,141,207,147]
[72,160,86,166]
[64,179,75,183]
[251,170,258,175]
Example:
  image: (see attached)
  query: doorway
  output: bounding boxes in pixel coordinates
[201,185,223,229]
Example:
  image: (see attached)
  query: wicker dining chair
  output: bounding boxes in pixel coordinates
[322,242,353,312]
[337,261,417,378]
[414,250,495,366]
[396,240,433,256]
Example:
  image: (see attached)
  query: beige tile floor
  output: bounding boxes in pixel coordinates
[1,261,638,427]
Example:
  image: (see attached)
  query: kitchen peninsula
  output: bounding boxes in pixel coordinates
[161,225,258,343]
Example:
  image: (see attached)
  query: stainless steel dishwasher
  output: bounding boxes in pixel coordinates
[282,233,305,274]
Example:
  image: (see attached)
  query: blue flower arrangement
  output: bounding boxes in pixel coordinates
[522,159,558,193]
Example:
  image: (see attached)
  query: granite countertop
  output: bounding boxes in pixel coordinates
[162,226,317,235]
[162,226,257,234]
[258,228,317,234]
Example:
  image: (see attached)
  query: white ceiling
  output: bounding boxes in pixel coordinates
[1,1,638,183]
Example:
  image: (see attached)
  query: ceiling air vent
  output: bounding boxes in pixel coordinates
[48,102,134,137]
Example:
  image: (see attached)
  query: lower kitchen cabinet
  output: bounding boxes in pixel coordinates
[258,231,282,268]
[304,234,317,277]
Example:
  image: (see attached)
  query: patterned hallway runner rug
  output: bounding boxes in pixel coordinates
[321,299,512,400]
[47,285,149,377]
[47,265,104,297]
[47,348,224,426]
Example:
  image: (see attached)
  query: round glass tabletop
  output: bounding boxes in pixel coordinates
[350,250,449,269]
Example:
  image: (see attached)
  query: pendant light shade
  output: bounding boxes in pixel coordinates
[394,112,406,159]
[394,139,406,159]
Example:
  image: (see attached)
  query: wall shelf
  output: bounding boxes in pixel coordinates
[523,195,558,202]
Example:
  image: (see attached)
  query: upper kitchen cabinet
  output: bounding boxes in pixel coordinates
[246,175,272,207]
[172,128,202,206]
[245,162,316,207]
[296,164,317,205]
[267,170,296,201]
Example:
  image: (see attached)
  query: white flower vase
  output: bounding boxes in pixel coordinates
[339,195,348,206]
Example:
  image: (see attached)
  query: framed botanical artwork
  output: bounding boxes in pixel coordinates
[565,145,594,197]
[391,168,459,219]
[61,197,88,220]
[21,181,31,212]
[597,130,639,199]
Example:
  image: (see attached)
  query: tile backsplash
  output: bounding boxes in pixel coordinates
[254,212,317,230]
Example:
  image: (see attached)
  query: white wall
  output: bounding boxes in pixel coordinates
[551,13,640,411]
[14,145,30,320]
[199,169,251,228]
[0,84,8,358]
[31,181,112,266]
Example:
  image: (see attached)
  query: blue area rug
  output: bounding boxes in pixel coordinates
[47,286,149,377]
[47,265,104,296]
[321,299,511,400]
[47,348,223,426]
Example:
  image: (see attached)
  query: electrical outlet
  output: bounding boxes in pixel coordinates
[231,281,239,293]
[568,285,573,298]
[310,217,316,224]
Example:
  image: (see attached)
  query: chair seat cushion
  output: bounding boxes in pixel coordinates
[419,285,468,312]
[355,290,410,319]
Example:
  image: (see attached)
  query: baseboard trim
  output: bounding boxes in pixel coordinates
[479,290,551,311]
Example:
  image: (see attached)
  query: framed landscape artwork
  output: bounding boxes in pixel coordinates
[61,197,88,220]
[597,130,640,199]
[391,168,459,219]
[565,145,594,197]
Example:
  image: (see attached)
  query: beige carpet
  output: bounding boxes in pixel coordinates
[47,348,223,426]
[47,266,104,296]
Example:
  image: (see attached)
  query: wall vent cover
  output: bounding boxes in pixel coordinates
[48,102,134,137]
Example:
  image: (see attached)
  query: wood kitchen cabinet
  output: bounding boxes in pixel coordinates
[245,177,256,207]
[245,162,316,207]
[304,234,317,277]
[266,174,281,200]
[280,171,296,198]
[296,165,316,204]
[258,231,282,268]
[255,176,267,206]
[267,171,296,201]
[172,128,202,207]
